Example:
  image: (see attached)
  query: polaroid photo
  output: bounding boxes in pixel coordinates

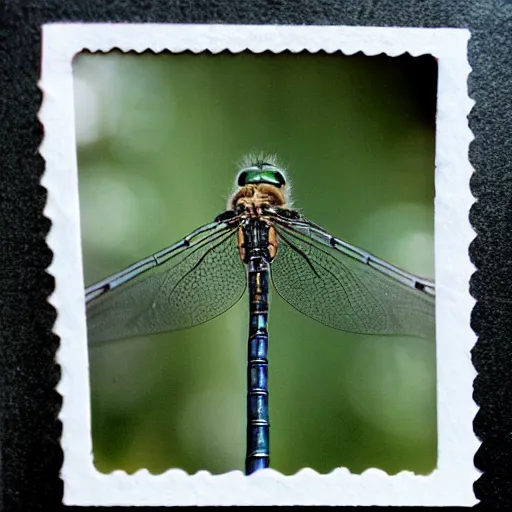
[40,23,478,506]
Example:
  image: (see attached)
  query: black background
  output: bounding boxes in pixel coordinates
[1,0,511,509]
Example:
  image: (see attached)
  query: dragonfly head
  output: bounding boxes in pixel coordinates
[237,163,287,188]
[230,155,291,212]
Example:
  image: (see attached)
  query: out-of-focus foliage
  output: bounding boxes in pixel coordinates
[74,50,437,476]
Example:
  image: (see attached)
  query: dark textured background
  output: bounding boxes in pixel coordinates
[0,0,510,509]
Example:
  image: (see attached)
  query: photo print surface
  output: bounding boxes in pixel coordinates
[40,24,476,506]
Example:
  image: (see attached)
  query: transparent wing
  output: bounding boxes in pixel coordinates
[86,217,246,344]
[269,211,435,340]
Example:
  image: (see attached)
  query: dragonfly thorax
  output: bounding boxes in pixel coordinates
[230,183,287,215]
[237,217,278,264]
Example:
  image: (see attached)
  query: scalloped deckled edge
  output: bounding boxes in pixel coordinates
[39,23,478,506]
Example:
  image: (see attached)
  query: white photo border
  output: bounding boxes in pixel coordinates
[40,23,478,506]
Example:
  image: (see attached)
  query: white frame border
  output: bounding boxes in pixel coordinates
[40,23,478,506]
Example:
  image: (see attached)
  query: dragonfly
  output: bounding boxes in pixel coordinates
[85,155,435,475]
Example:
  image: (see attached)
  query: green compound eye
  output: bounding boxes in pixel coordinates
[237,168,286,188]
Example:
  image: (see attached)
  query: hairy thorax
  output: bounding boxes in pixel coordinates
[231,184,284,262]
[230,184,286,216]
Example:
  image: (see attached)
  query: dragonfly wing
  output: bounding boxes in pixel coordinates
[87,227,246,344]
[270,219,435,340]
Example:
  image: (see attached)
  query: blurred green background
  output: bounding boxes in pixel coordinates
[73,50,437,476]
